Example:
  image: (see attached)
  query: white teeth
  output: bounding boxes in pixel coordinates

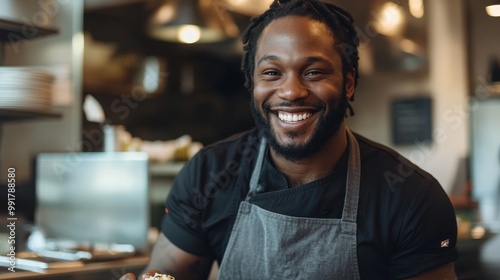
[278,112,312,123]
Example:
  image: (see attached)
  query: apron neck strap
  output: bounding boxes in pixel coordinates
[341,128,361,223]
[247,137,267,201]
[246,129,361,223]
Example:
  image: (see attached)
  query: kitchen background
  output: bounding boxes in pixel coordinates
[0,0,499,278]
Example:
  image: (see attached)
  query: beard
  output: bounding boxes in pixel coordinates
[251,84,348,162]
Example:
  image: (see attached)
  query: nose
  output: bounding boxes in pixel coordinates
[277,74,308,101]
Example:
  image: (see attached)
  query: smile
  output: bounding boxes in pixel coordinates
[278,111,313,123]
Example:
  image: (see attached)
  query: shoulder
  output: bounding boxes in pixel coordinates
[353,132,448,221]
[185,128,261,177]
[197,128,261,162]
[162,129,261,255]
[171,128,260,208]
[351,132,457,278]
[353,132,439,191]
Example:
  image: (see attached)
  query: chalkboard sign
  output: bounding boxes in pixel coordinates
[391,97,432,145]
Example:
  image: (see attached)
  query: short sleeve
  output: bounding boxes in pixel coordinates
[389,176,458,278]
[161,154,212,256]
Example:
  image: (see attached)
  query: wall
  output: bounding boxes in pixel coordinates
[348,0,469,194]
[467,0,500,86]
[0,0,84,183]
[467,0,500,231]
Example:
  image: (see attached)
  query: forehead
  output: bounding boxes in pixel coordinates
[255,15,337,60]
[264,15,333,38]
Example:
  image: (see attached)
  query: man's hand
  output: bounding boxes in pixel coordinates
[118,272,137,280]
[119,269,162,280]
[120,233,213,280]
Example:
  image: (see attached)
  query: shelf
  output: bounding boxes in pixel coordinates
[0,18,58,42]
[0,108,62,122]
[486,83,500,95]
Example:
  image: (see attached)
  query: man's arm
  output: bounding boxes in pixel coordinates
[144,232,214,279]
[120,233,213,280]
[406,263,456,280]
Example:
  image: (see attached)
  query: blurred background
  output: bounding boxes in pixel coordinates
[0,0,499,279]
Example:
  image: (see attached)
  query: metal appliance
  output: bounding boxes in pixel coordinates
[35,152,150,252]
[471,97,500,232]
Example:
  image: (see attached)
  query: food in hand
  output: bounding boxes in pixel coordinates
[145,273,175,280]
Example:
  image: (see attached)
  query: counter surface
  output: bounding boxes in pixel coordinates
[0,255,149,279]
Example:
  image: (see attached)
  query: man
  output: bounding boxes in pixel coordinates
[121,0,458,279]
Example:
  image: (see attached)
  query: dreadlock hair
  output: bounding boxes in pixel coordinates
[241,0,360,116]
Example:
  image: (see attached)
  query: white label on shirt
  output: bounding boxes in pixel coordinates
[441,239,450,248]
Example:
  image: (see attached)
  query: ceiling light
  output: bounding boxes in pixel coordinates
[408,0,424,18]
[486,4,500,17]
[374,2,405,37]
[147,0,239,44]
[177,25,201,44]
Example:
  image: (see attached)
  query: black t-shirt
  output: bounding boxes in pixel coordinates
[162,128,458,279]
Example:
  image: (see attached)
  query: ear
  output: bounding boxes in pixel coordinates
[345,70,355,100]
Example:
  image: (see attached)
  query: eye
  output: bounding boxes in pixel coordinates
[259,70,281,81]
[263,70,280,76]
[305,70,324,76]
[304,70,327,81]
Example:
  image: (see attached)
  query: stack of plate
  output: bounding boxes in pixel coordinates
[0,66,55,111]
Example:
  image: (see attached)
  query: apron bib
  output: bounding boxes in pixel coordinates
[218,129,361,280]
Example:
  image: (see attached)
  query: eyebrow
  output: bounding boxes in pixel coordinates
[256,55,279,66]
[256,55,333,67]
[304,56,332,65]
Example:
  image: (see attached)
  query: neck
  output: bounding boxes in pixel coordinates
[269,123,349,188]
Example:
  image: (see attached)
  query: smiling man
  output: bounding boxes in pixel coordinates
[121,1,458,279]
[250,14,354,179]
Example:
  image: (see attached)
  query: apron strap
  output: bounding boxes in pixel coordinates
[246,129,361,223]
[247,137,267,201]
[341,128,361,223]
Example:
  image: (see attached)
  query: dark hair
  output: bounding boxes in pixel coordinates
[241,0,360,115]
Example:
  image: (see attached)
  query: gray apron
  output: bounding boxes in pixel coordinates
[217,129,361,280]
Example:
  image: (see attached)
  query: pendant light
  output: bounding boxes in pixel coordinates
[486,1,500,17]
[408,0,424,18]
[147,0,239,44]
